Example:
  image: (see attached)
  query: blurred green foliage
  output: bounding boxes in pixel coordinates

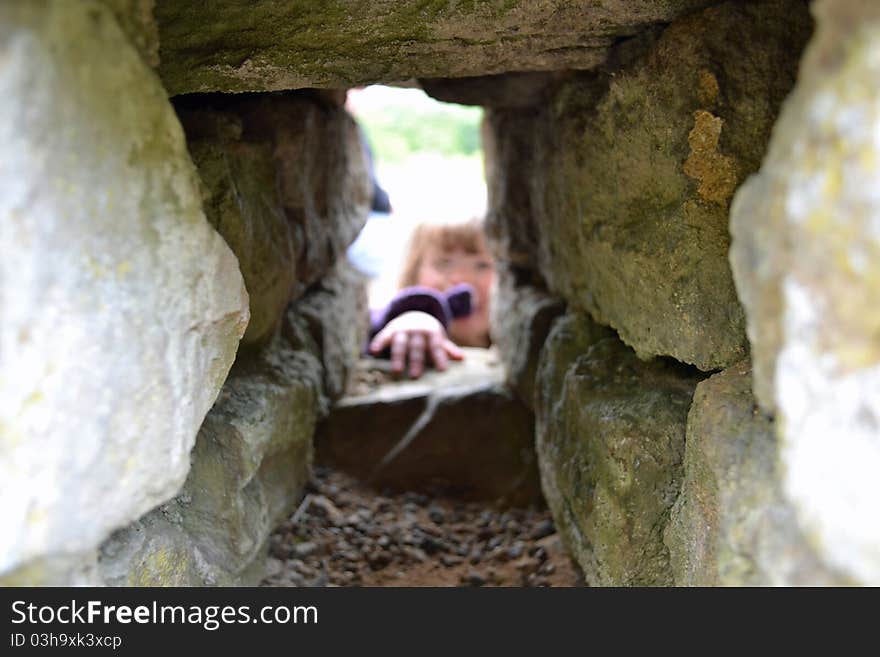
[358,101,483,165]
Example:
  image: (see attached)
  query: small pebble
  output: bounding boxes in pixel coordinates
[463,570,486,587]
[530,519,555,540]
[294,541,318,558]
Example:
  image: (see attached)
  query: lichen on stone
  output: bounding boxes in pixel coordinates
[683,109,738,204]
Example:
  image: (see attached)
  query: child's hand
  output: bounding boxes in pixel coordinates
[368,311,464,378]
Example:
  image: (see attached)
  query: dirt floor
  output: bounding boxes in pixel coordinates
[262,466,585,587]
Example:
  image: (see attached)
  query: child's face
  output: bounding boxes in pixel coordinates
[416,244,495,347]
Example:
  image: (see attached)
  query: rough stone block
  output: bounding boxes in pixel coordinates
[729,0,880,583]
[316,349,541,506]
[98,332,321,586]
[505,1,811,370]
[100,0,159,67]
[154,1,716,94]
[665,362,848,586]
[282,261,368,409]
[490,265,565,410]
[536,313,703,585]
[0,1,248,582]
[178,94,371,347]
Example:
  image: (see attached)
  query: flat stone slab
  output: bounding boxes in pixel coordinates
[154,1,716,95]
[316,349,542,506]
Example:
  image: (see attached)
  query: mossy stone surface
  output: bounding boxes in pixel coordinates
[536,313,702,585]
[97,264,364,585]
[0,0,247,581]
[665,361,848,585]
[99,332,321,586]
[177,93,371,348]
[100,0,159,67]
[529,1,811,370]
[490,265,565,410]
[155,0,716,94]
[729,0,880,584]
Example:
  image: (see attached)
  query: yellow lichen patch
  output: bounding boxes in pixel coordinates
[683,110,738,205]
[0,420,25,448]
[22,389,44,409]
[130,547,193,586]
[26,505,48,528]
[697,69,720,107]
[84,254,107,279]
[0,560,48,586]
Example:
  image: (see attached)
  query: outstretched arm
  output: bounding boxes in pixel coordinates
[368,311,464,379]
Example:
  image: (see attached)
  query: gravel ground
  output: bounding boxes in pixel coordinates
[262,466,585,587]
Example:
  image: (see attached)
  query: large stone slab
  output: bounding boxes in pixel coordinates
[100,0,160,67]
[482,108,547,271]
[99,331,322,585]
[503,0,811,370]
[0,1,248,582]
[665,362,848,586]
[729,0,880,584]
[536,313,703,585]
[421,71,567,110]
[98,260,365,585]
[490,265,565,410]
[177,93,371,347]
[155,1,717,95]
[282,261,369,409]
[316,349,541,506]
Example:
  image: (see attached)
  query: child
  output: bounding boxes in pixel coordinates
[367,218,495,379]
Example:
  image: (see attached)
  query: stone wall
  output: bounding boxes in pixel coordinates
[176,91,371,348]
[98,263,366,585]
[477,0,880,586]
[92,90,372,584]
[664,362,848,585]
[4,0,880,587]
[482,0,812,371]
[535,314,704,585]
[729,0,880,584]
[0,1,248,585]
[154,0,717,95]
[0,2,369,584]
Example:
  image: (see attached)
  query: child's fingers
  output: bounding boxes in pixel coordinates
[369,326,393,354]
[429,332,448,371]
[390,331,408,373]
[444,339,465,361]
[408,332,426,378]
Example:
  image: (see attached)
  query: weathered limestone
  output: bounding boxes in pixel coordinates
[0,1,248,582]
[482,108,546,271]
[155,1,717,95]
[490,265,565,410]
[178,93,372,347]
[488,0,811,371]
[100,0,160,67]
[421,72,567,110]
[536,314,703,585]
[99,332,321,586]
[98,266,364,585]
[317,349,541,506]
[282,261,369,409]
[729,0,880,583]
[665,362,848,586]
